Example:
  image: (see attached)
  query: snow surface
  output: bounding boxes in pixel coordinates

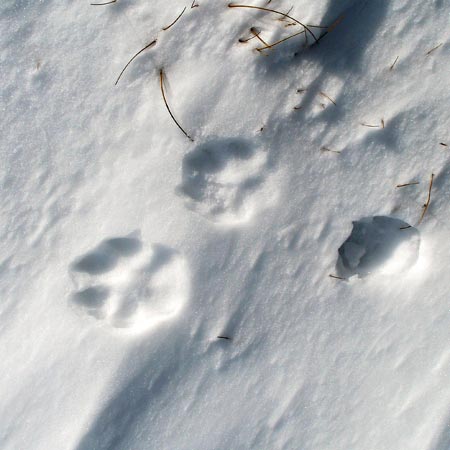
[1,0,450,449]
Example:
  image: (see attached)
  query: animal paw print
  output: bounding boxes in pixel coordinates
[69,233,189,332]
[336,216,420,278]
[179,138,273,224]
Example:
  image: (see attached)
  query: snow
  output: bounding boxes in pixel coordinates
[1,0,449,449]
[337,216,421,277]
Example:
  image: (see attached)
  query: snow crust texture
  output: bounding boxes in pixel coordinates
[1,0,450,449]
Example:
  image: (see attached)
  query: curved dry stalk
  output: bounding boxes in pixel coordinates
[319,91,336,106]
[329,274,347,281]
[228,3,318,43]
[418,173,434,224]
[426,43,443,56]
[115,40,157,86]
[162,6,187,31]
[239,33,259,43]
[396,181,419,188]
[321,147,341,154]
[390,56,399,70]
[316,15,344,43]
[257,29,305,51]
[159,69,194,142]
[250,27,269,46]
[91,0,116,4]
[360,123,380,128]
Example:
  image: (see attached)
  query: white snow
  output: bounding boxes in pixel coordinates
[1,0,450,449]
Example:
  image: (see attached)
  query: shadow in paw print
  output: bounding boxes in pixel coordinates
[180,137,256,201]
[72,286,110,319]
[72,286,110,308]
[337,216,420,278]
[71,235,142,275]
[106,237,142,256]
[178,137,269,223]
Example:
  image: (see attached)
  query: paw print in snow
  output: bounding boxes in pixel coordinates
[69,233,189,332]
[179,138,274,224]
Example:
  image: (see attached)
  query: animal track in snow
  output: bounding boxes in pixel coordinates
[179,138,272,224]
[336,216,420,278]
[69,233,189,332]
